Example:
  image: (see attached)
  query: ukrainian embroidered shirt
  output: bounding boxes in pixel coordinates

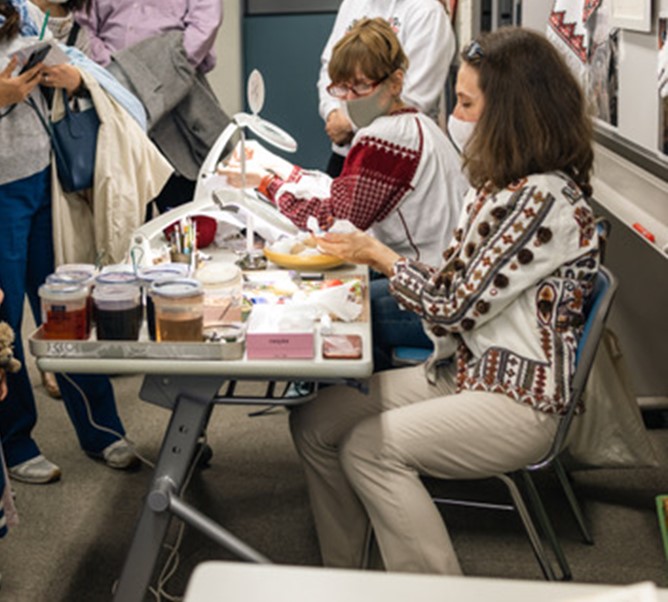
[390,172,600,415]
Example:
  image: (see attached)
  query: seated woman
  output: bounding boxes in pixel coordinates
[221,18,468,371]
[289,27,600,574]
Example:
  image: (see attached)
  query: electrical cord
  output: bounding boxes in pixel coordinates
[61,372,155,469]
[64,372,209,599]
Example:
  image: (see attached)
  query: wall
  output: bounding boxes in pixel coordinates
[208,0,243,117]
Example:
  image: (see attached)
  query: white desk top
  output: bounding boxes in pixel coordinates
[32,261,372,381]
[183,562,667,602]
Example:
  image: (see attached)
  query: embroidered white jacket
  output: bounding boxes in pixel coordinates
[390,172,600,414]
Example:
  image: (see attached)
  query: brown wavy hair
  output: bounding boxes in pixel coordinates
[462,27,594,197]
[329,17,409,84]
[0,3,20,42]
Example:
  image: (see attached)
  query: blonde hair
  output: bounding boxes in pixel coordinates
[329,17,409,84]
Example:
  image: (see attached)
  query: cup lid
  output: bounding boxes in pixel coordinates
[39,282,88,301]
[92,284,140,303]
[47,270,94,285]
[150,278,203,299]
[55,263,97,276]
[138,263,190,284]
[96,270,139,285]
[196,263,241,285]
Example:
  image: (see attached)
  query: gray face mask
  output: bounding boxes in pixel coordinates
[343,84,393,131]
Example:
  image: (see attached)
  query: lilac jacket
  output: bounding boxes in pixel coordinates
[75,0,222,72]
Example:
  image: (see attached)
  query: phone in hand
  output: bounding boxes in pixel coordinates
[19,44,51,74]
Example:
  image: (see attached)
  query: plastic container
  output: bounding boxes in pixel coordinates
[55,263,97,276]
[92,284,142,340]
[46,270,95,337]
[195,263,243,326]
[150,278,204,342]
[138,263,191,340]
[96,265,139,286]
[39,283,90,340]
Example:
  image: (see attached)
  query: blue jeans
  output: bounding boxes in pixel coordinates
[0,168,125,467]
[370,277,433,372]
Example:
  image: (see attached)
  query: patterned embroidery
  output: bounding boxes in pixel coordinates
[549,10,588,63]
[391,173,599,415]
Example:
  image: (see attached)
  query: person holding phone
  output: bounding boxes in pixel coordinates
[0,55,42,104]
[0,0,137,484]
[289,27,600,574]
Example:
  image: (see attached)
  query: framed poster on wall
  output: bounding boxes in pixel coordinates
[610,0,652,32]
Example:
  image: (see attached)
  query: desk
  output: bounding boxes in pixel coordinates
[183,562,668,602]
[31,263,372,602]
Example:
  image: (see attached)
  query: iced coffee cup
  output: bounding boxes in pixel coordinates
[150,279,204,342]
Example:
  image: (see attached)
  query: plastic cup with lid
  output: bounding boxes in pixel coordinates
[150,278,204,342]
[195,263,243,326]
[92,284,142,340]
[39,282,90,340]
[138,263,191,340]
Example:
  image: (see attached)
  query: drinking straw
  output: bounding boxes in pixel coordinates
[39,10,50,41]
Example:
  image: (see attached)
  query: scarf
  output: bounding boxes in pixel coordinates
[0,0,40,37]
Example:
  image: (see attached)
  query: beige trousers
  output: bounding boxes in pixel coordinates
[289,364,558,575]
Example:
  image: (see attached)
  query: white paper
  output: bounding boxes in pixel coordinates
[11,39,69,71]
[247,304,317,334]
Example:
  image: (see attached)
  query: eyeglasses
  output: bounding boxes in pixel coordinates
[464,40,484,62]
[327,73,390,99]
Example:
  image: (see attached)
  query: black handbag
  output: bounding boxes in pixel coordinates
[30,88,100,193]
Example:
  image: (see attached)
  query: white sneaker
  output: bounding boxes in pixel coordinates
[9,454,61,484]
[100,440,139,470]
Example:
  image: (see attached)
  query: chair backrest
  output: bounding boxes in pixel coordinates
[528,265,618,471]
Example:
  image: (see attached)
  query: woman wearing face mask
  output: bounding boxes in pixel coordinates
[221,18,468,371]
[288,27,599,573]
[28,0,90,53]
[0,0,138,484]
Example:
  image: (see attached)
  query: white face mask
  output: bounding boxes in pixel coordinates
[447,114,477,153]
[343,85,392,131]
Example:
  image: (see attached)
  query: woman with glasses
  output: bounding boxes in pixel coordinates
[289,27,600,574]
[318,0,456,178]
[221,17,467,371]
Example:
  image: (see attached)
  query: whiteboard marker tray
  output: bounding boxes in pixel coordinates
[29,327,245,361]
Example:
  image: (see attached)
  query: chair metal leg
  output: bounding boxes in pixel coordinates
[497,474,557,581]
[520,471,572,581]
[553,458,594,545]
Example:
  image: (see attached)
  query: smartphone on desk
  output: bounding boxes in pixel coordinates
[322,334,363,360]
[18,44,51,74]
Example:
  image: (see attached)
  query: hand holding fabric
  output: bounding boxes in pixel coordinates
[226,139,295,180]
[217,164,269,189]
[41,64,82,95]
[316,231,400,276]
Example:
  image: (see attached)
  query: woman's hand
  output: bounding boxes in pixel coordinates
[325,109,354,146]
[217,165,269,189]
[316,231,400,276]
[41,64,82,96]
[0,58,43,106]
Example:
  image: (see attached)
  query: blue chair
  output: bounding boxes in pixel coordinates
[429,266,618,580]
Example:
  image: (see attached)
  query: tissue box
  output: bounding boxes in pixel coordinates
[246,331,314,359]
[246,304,315,359]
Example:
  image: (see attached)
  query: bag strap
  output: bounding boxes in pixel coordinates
[66,22,80,47]
[27,96,53,138]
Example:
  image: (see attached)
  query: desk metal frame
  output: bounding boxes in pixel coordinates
[35,314,370,600]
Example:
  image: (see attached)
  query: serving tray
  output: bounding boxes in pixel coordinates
[29,327,245,361]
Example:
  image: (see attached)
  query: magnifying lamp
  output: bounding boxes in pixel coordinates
[194,69,298,270]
